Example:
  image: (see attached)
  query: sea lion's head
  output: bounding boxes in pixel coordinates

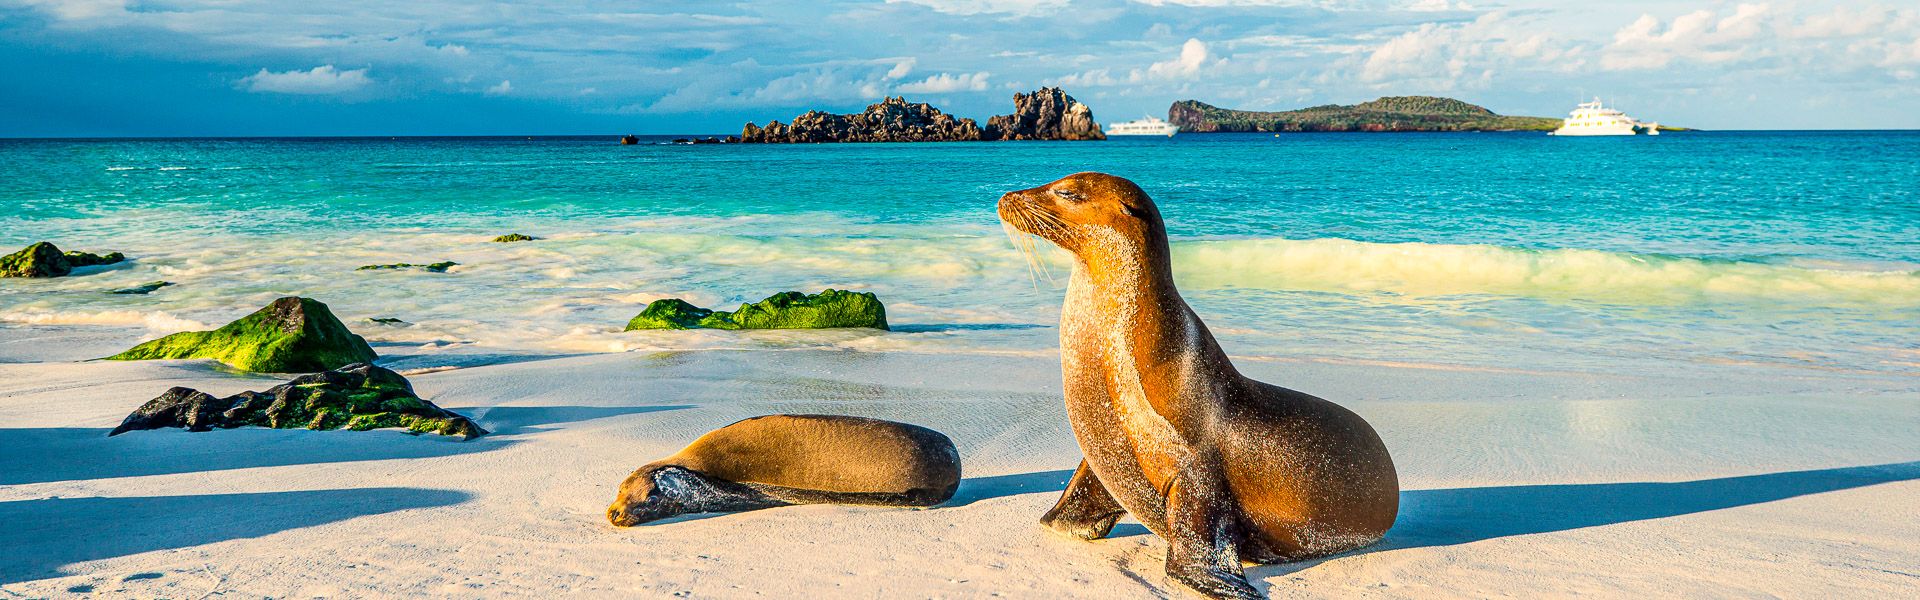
[607,465,690,527]
[997,172,1166,258]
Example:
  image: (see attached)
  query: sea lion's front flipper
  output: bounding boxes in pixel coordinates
[1163,463,1263,600]
[659,467,792,514]
[1040,459,1127,540]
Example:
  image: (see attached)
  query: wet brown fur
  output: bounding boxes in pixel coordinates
[999,173,1399,599]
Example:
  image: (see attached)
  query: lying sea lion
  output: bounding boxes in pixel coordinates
[607,414,961,526]
[999,173,1399,599]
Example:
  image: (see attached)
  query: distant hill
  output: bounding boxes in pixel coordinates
[1168,96,1564,133]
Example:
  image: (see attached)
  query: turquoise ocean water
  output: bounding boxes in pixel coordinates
[2,132,1916,376]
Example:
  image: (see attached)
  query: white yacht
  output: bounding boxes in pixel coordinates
[1550,98,1660,136]
[1105,116,1179,137]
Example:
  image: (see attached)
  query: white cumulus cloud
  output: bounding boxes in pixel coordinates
[896,71,991,93]
[239,65,371,94]
[1146,38,1213,79]
[486,79,513,95]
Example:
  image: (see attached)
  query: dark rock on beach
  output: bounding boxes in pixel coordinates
[1,241,125,278]
[491,233,538,243]
[357,261,457,272]
[626,289,888,331]
[109,362,486,439]
[739,87,1102,143]
[107,281,173,295]
[107,296,378,372]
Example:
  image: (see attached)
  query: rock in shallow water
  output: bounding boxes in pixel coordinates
[1,241,125,278]
[107,281,173,294]
[356,261,457,272]
[106,296,377,372]
[491,233,537,243]
[109,363,486,439]
[625,289,888,331]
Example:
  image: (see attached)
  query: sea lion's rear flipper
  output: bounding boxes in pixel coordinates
[1164,463,1263,600]
[1041,459,1127,540]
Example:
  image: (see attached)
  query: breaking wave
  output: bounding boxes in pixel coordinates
[1170,237,1920,305]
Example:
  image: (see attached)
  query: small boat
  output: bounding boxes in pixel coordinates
[1550,98,1660,136]
[1106,116,1179,137]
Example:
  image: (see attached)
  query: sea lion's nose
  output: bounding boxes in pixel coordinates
[996,191,1021,215]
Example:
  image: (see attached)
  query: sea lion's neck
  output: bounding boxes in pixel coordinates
[1061,228,1232,388]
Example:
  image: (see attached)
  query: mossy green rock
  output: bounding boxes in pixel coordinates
[491,233,538,242]
[107,296,377,372]
[109,363,486,439]
[356,261,457,272]
[1,241,125,278]
[625,289,888,331]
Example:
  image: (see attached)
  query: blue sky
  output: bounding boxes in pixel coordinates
[2,1,1916,136]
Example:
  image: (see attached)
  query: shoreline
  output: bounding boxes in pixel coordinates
[4,325,1918,597]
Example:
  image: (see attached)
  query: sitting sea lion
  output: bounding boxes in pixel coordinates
[607,414,961,526]
[999,173,1399,599]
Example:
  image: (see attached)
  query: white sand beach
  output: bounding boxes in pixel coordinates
[4,327,1916,598]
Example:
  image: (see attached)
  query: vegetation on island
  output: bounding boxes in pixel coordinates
[626,289,889,331]
[357,261,458,272]
[109,362,487,439]
[2,241,125,278]
[107,296,378,372]
[1167,96,1564,133]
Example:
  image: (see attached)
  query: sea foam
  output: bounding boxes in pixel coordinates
[1171,237,1920,305]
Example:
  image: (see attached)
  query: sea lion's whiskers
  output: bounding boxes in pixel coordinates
[1002,219,1044,290]
[1002,203,1051,288]
[1016,207,1063,285]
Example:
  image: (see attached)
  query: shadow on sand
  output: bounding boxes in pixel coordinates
[474,405,693,436]
[0,405,690,485]
[943,469,1075,508]
[0,487,470,582]
[943,461,1920,553]
[1383,460,1920,549]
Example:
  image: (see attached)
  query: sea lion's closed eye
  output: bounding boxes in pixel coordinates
[1052,189,1083,202]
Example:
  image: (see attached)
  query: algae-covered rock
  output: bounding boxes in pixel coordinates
[625,289,888,331]
[491,233,538,243]
[1,241,125,278]
[108,281,173,295]
[624,298,715,330]
[368,317,406,325]
[356,261,457,273]
[107,296,377,372]
[108,363,486,439]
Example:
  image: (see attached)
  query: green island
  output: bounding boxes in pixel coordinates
[1168,96,1567,133]
[626,289,889,331]
[107,296,378,372]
